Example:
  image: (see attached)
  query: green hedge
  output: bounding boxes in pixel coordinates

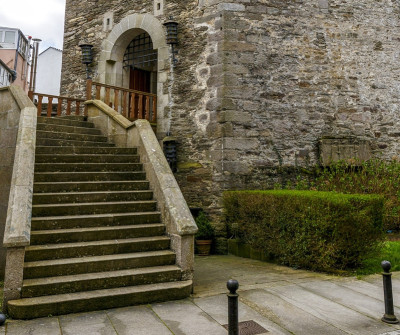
[224,190,385,272]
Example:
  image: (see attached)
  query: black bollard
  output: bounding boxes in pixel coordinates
[381,260,399,324]
[227,279,239,335]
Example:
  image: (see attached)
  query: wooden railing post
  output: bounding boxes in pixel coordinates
[145,95,150,121]
[75,101,81,115]
[85,79,93,116]
[86,79,93,101]
[37,95,43,117]
[105,87,110,106]
[130,93,136,120]
[138,94,144,119]
[66,100,72,115]
[47,97,53,117]
[122,91,128,118]
[96,85,101,100]
[152,96,157,123]
[114,89,119,112]
[57,98,63,116]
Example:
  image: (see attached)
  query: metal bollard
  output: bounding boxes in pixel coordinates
[227,279,239,335]
[381,260,399,324]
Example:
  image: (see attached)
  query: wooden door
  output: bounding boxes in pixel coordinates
[129,68,151,120]
[130,68,151,93]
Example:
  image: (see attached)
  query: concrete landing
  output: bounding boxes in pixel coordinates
[3,255,400,334]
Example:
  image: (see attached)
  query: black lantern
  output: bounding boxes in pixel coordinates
[164,17,179,45]
[164,17,179,64]
[163,133,177,173]
[79,43,93,79]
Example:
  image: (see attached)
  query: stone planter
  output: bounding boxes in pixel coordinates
[196,240,212,256]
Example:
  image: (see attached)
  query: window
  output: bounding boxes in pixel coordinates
[123,33,157,69]
[0,31,3,42]
[19,37,27,58]
[4,31,15,44]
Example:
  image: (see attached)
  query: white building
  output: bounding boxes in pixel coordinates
[35,47,62,99]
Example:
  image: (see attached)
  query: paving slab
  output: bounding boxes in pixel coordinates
[240,288,347,335]
[298,280,400,320]
[106,305,172,335]
[193,255,325,297]
[151,299,227,335]
[6,317,61,335]
[59,311,117,335]
[194,293,292,335]
[336,278,385,302]
[268,283,394,335]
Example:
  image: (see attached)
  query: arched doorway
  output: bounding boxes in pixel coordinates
[98,13,170,137]
[123,32,157,94]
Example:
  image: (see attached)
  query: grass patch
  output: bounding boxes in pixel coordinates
[355,241,400,276]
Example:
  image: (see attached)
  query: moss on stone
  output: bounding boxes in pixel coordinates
[177,162,203,170]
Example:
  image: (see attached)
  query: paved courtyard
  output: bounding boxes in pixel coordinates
[2,255,400,334]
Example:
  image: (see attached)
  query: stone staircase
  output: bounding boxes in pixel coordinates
[7,116,192,319]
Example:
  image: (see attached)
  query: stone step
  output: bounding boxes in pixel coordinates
[33,180,149,193]
[35,146,137,155]
[37,123,102,135]
[24,250,176,279]
[36,138,115,147]
[32,200,157,216]
[34,171,147,182]
[31,212,161,230]
[30,224,165,244]
[33,190,154,204]
[35,163,143,173]
[37,116,93,128]
[25,236,170,261]
[8,280,192,319]
[22,265,181,298]
[35,154,140,164]
[36,130,108,143]
[58,115,87,121]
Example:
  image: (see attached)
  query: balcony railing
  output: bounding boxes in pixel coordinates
[86,80,157,123]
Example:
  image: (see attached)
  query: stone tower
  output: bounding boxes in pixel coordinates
[62,0,400,252]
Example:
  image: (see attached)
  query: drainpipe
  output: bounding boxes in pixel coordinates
[22,36,32,91]
[13,31,21,73]
[29,42,35,92]
[32,38,41,93]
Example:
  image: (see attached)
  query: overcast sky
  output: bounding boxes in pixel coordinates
[0,0,66,52]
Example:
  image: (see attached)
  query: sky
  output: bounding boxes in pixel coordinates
[0,0,66,52]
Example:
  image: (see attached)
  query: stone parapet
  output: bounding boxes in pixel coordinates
[1,85,37,308]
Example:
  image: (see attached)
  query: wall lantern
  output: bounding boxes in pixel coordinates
[163,16,179,64]
[163,133,178,173]
[79,43,94,79]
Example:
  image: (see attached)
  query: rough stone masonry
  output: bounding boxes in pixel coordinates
[61,0,400,252]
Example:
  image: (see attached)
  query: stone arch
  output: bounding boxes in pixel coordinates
[98,13,169,137]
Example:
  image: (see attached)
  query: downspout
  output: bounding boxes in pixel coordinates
[13,31,21,73]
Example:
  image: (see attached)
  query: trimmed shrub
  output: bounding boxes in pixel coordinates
[290,159,400,231]
[224,190,385,272]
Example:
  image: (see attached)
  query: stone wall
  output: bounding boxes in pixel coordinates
[61,0,400,252]
[0,88,22,277]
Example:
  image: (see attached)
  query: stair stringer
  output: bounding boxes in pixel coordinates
[86,100,198,281]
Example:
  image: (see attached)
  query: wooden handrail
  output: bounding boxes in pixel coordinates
[87,80,157,123]
[28,91,85,117]
[91,81,157,97]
